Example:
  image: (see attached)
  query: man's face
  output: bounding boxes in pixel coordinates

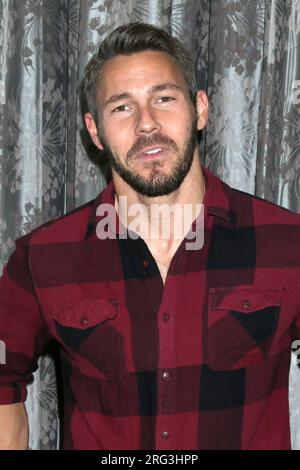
[86,50,205,197]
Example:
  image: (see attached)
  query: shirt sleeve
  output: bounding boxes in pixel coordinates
[289,282,300,370]
[290,279,300,343]
[0,234,51,404]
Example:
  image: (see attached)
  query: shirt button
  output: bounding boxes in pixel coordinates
[161,431,169,440]
[243,299,251,309]
[162,371,170,381]
[142,259,149,267]
[162,312,169,321]
[80,316,88,326]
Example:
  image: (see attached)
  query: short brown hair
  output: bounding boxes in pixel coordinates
[81,22,197,124]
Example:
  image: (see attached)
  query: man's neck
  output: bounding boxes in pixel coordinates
[113,153,205,281]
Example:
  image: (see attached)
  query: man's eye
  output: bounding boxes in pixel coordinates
[112,104,129,113]
[157,96,175,103]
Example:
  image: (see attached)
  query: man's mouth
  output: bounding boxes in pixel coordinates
[136,146,165,159]
[144,147,162,155]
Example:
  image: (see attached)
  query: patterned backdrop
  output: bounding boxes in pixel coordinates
[0,0,299,449]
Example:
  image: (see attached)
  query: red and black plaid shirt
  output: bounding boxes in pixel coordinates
[0,166,300,449]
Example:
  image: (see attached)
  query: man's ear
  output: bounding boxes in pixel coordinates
[196,90,209,131]
[84,112,104,150]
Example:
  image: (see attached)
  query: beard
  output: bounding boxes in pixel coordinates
[101,119,198,197]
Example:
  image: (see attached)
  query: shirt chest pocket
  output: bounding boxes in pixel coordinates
[52,298,126,379]
[207,286,283,371]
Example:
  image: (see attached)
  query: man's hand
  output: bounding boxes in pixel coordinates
[0,403,29,449]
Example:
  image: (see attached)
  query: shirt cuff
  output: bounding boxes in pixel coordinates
[0,383,27,405]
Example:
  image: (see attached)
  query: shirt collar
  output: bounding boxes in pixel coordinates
[201,166,237,226]
[84,165,237,240]
[84,180,117,240]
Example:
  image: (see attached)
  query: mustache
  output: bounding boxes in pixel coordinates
[126,134,179,161]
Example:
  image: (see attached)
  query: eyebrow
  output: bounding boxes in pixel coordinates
[103,82,184,109]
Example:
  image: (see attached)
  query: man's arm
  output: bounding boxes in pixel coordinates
[0,403,29,449]
[0,235,51,448]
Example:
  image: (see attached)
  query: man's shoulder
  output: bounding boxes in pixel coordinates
[218,180,300,270]
[203,166,300,229]
[19,197,98,248]
[226,182,300,228]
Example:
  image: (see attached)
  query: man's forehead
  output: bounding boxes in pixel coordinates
[97,50,187,99]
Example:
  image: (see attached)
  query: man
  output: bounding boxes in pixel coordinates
[0,22,299,450]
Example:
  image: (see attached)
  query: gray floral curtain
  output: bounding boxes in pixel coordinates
[0,0,299,449]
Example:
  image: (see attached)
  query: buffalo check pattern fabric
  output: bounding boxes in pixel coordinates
[0,166,299,450]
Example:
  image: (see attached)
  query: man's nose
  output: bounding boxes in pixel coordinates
[135,106,161,136]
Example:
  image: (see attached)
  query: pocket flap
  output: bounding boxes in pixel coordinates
[52,298,120,329]
[209,285,283,313]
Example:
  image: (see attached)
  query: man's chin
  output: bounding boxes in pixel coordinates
[109,149,194,197]
[130,175,184,197]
